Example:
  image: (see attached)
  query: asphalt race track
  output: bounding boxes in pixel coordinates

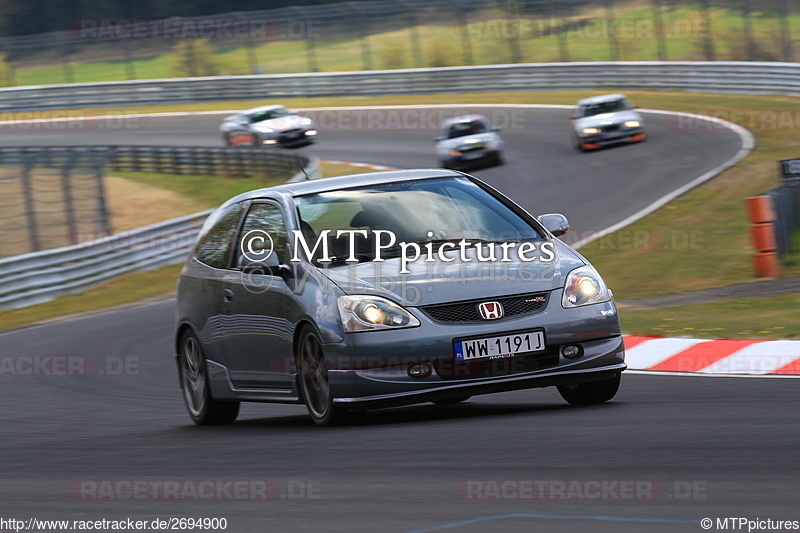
[2,106,796,532]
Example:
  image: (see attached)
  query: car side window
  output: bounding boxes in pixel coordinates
[237,202,288,267]
[194,202,248,269]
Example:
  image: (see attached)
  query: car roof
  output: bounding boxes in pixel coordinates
[439,114,489,128]
[577,94,627,106]
[221,169,467,206]
[242,104,287,115]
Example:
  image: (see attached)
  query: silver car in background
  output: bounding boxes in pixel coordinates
[221,104,317,147]
[435,115,504,169]
[175,169,625,427]
[569,94,645,151]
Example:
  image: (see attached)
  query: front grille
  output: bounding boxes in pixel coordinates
[434,348,559,380]
[602,124,620,133]
[420,292,549,323]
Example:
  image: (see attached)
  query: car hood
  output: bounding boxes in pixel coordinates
[319,239,586,307]
[574,109,642,130]
[252,114,310,132]
[437,133,499,151]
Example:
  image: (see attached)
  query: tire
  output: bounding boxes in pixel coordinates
[179,330,240,425]
[432,396,471,406]
[557,374,621,406]
[223,134,232,146]
[493,152,504,166]
[297,325,364,426]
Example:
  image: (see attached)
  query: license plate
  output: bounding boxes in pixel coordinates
[454,330,545,361]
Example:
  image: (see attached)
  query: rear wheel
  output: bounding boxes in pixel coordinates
[179,330,240,425]
[557,374,621,406]
[297,325,364,426]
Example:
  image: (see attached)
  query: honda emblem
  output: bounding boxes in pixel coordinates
[478,301,504,320]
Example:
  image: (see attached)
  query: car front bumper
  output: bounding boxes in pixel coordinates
[324,294,625,410]
[578,128,645,149]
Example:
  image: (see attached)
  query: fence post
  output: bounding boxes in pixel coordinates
[292,6,319,73]
[20,162,40,253]
[348,3,373,70]
[740,0,756,61]
[454,0,474,66]
[548,0,569,63]
[60,34,75,84]
[698,0,715,61]
[505,0,522,63]
[778,0,794,63]
[603,0,619,61]
[398,0,424,68]
[94,157,111,238]
[650,0,668,61]
[60,153,78,245]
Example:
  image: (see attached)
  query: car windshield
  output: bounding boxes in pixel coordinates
[249,108,290,123]
[580,99,629,117]
[446,120,489,139]
[295,177,542,265]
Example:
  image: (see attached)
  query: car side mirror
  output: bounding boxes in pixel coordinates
[537,213,570,237]
[568,115,579,120]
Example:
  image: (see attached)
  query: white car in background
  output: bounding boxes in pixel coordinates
[435,115,504,169]
[569,94,646,152]
[221,105,317,147]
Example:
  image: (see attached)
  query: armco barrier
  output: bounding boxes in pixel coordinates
[2,62,800,111]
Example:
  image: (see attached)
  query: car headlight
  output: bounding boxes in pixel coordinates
[301,118,313,126]
[562,266,612,308]
[624,120,640,128]
[582,127,600,134]
[337,296,421,332]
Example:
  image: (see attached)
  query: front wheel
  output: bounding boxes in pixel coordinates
[557,374,621,406]
[297,325,364,426]
[179,330,240,425]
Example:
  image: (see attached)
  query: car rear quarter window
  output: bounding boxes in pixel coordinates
[194,202,248,269]
[237,202,288,265]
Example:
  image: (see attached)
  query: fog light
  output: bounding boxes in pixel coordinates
[561,345,582,358]
[408,363,432,378]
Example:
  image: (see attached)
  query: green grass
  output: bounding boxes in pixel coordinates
[0,264,183,333]
[6,1,799,86]
[620,294,800,340]
[112,171,285,208]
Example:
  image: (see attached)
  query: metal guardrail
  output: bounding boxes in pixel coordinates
[2,61,800,111]
[0,151,319,310]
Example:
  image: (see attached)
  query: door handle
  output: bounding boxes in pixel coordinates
[223,289,234,303]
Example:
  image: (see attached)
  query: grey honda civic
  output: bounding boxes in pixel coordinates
[175,169,625,426]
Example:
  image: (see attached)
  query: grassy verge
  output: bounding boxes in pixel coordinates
[620,294,800,340]
[0,264,182,333]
